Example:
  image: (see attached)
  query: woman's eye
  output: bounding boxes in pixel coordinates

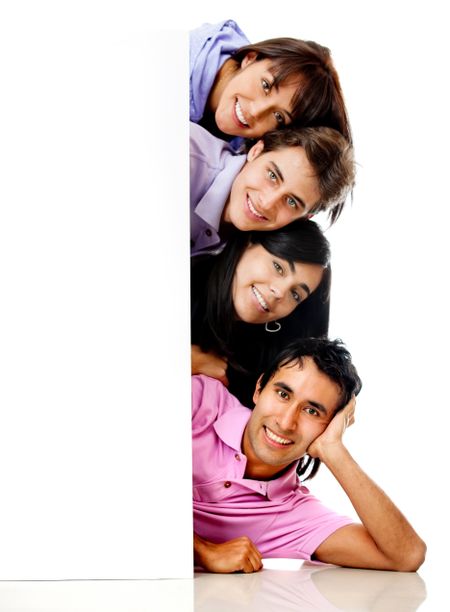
[274,111,285,126]
[273,261,283,274]
[268,169,277,182]
[287,196,298,209]
[262,79,271,93]
[291,290,301,303]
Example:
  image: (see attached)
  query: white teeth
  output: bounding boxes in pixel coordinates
[265,427,291,445]
[252,286,269,311]
[247,196,265,219]
[235,100,249,126]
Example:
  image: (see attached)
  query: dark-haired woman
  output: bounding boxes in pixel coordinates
[191,219,331,407]
[190,19,351,149]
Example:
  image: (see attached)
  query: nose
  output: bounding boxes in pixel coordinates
[258,189,279,213]
[277,405,298,433]
[249,97,271,120]
[269,278,288,301]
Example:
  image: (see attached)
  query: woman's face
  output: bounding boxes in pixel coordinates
[214,54,300,139]
[232,243,324,324]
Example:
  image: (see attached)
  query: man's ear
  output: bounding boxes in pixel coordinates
[240,51,258,69]
[247,139,265,162]
[253,375,263,404]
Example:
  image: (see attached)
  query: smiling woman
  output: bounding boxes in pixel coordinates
[191,220,331,406]
[190,19,352,149]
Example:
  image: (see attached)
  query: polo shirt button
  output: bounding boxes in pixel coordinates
[234,454,241,461]
[224,481,231,488]
[205,229,212,237]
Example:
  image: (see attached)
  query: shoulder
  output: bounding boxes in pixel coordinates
[190,121,219,152]
[192,374,243,427]
[192,373,229,412]
[190,20,248,54]
[190,122,238,173]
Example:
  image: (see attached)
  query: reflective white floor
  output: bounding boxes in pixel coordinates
[0,562,437,612]
[195,563,428,611]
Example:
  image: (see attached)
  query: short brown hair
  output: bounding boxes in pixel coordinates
[261,126,355,224]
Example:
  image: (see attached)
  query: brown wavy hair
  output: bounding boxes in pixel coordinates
[233,38,352,144]
[261,126,355,224]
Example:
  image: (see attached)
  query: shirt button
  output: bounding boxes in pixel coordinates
[205,229,212,237]
[234,454,241,461]
[224,481,231,488]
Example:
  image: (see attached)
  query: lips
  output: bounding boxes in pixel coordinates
[234,99,249,128]
[251,285,269,312]
[264,426,293,446]
[246,195,267,221]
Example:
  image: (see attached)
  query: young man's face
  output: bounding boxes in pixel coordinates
[222,142,321,232]
[242,357,342,480]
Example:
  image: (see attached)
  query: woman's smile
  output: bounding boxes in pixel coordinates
[232,243,324,324]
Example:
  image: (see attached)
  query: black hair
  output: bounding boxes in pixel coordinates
[258,337,362,480]
[191,220,331,406]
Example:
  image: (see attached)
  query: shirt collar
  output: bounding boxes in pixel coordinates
[213,404,300,500]
[194,154,246,231]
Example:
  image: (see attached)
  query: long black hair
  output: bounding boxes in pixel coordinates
[191,219,331,405]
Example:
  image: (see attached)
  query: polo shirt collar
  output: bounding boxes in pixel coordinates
[213,404,300,500]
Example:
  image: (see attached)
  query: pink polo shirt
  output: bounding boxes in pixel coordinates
[192,375,354,560]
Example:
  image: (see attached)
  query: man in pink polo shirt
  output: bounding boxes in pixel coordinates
[192,338,426,573]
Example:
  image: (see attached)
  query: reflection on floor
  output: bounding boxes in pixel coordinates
[0,563,429,611]
[195,562,427,612]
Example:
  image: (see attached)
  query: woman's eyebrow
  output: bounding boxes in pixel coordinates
[298,282,311,297]
[286,263,312,296]
[269,162,306,210]
[267,77,295,121]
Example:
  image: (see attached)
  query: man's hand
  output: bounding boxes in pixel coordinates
[307,396,356,460]
[191,345,229,387]
[194,533,263,574]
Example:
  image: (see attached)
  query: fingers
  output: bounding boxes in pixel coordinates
[344,402,356,429]
[233,537,263,574]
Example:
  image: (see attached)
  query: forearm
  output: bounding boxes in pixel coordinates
[321,443,426,570]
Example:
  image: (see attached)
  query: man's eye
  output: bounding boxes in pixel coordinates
[262,79,271,93]
[274,111,285,126]
[287,196,298,209]
[273,261,283,274]
[305,406,319,416]
[277,390,289,400]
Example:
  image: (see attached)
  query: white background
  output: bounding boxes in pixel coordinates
[1,0,449,602]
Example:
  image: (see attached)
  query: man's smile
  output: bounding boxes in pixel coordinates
[246,195,268,221]
[263,426,293,446]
